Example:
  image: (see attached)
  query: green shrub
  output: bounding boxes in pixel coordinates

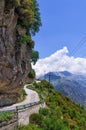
[31,50,39,65]
[32,81,42,89]
[22,34,30,45]
[0,112,15,122]
[28,39,35,48]
[16,0,42,35]
[39,80,53,89]
[28,69,35,78]
[42,117,68,130]
[39,108,50,116]
[70,109,77,119]
[30,113,43,127]
[17,123,42,130]
[20,89,27,101]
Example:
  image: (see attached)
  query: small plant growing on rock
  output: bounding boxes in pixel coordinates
[22,34,30,45]
[28,69,35,78]
[21,89,27,101]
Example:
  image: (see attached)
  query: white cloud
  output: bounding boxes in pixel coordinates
[32,47,86,77]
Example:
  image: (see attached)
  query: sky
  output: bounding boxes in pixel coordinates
[32,0,86,76]
[32,47,86,77]
[33,0,86,58]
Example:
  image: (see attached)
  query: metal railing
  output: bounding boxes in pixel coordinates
[0,100,44,113]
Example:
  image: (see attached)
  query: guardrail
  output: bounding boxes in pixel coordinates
[0,100,44,128]
[0,100,44,113]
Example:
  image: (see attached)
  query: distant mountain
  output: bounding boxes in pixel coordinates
[41,71,86,108]
[57,71,72,76]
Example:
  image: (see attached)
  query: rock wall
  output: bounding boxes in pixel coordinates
[0,0,33,106]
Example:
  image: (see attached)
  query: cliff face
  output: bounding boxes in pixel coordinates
[0,0,33,106]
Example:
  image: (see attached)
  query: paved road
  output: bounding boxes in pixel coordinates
[0,84,40,112]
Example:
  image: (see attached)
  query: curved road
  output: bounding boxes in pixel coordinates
[0,84,40,112]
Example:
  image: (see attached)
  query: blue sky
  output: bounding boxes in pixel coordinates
[33,0,86,58]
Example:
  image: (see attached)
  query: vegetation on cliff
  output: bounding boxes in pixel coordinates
[15,0,41,64]
[28,69,35,78]
[5,0,41,63]
[18,80,86,130]
[0,0,41,106]
[15,0,42,35]
[31,50,39,65]
[6,0,42,35]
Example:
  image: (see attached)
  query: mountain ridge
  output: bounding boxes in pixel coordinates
[41,71,86,108]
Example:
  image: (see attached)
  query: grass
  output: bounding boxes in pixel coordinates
[0,112,15,123]
[20,89,27,102]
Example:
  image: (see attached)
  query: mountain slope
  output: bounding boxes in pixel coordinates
[43,71,86,108]
[18,80,86,130]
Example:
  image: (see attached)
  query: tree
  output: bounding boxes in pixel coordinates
[31,50,39,65]
[28,69,35,78]
[30,0,42,35]
[16,0,42,35]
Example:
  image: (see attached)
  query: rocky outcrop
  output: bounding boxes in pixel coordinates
[0,0,33,106]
